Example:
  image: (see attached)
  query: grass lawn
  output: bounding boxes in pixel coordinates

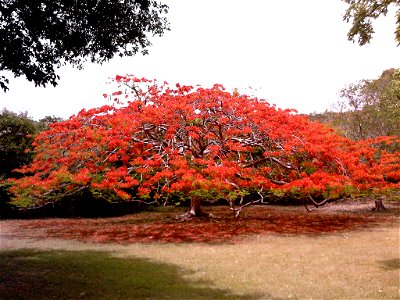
[114,227,400,299]
[1,201,399,299]
[0,249,257,299]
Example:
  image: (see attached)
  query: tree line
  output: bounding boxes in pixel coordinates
[309,68,400,142]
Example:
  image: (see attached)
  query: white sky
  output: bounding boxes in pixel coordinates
[2,0,400,120]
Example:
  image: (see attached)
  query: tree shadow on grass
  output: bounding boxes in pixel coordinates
[377,258,400,270]
[0,249,262,300]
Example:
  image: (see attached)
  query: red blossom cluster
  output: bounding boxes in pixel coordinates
[9,76,400,209]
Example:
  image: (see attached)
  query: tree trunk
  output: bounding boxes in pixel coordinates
[373,199,386,211]
[188,197,202,216]
[176,197,209,220]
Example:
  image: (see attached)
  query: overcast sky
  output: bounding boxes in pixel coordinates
[2,0,400,120]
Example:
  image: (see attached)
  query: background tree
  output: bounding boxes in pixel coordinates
[9,76,400,217]
[342,0,400,45]
[37,115,64,131]
[0,110,63,217]
[0,109,38,179]
[0,109,62,179]
[329,68,400,140]
[0,109,35,217]
[0,0,169,92]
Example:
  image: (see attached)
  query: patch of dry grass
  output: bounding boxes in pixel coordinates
[1,227,399,299]
[113,227,400,299]
[1,201,399,298]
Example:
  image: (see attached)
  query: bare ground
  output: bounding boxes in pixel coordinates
[1,199,399,244]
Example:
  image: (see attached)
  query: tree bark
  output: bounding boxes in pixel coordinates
[373,199,386,211]
[176,197,213,220]
[176,197,218,220]
[188,197,202,216]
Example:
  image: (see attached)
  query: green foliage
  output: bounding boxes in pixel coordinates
[0,109,63,180]
[342,0,399,45]
[0,110,64,216]
[0,180,13,217]
[0,0,169,91]
[310,68,400,141]
[37,115,64,131]
[0,109,37,178]
[189,188,225,202]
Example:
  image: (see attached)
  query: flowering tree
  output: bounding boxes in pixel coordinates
[9,76,400,217]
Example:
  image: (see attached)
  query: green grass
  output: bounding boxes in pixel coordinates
[0,249,259,300]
